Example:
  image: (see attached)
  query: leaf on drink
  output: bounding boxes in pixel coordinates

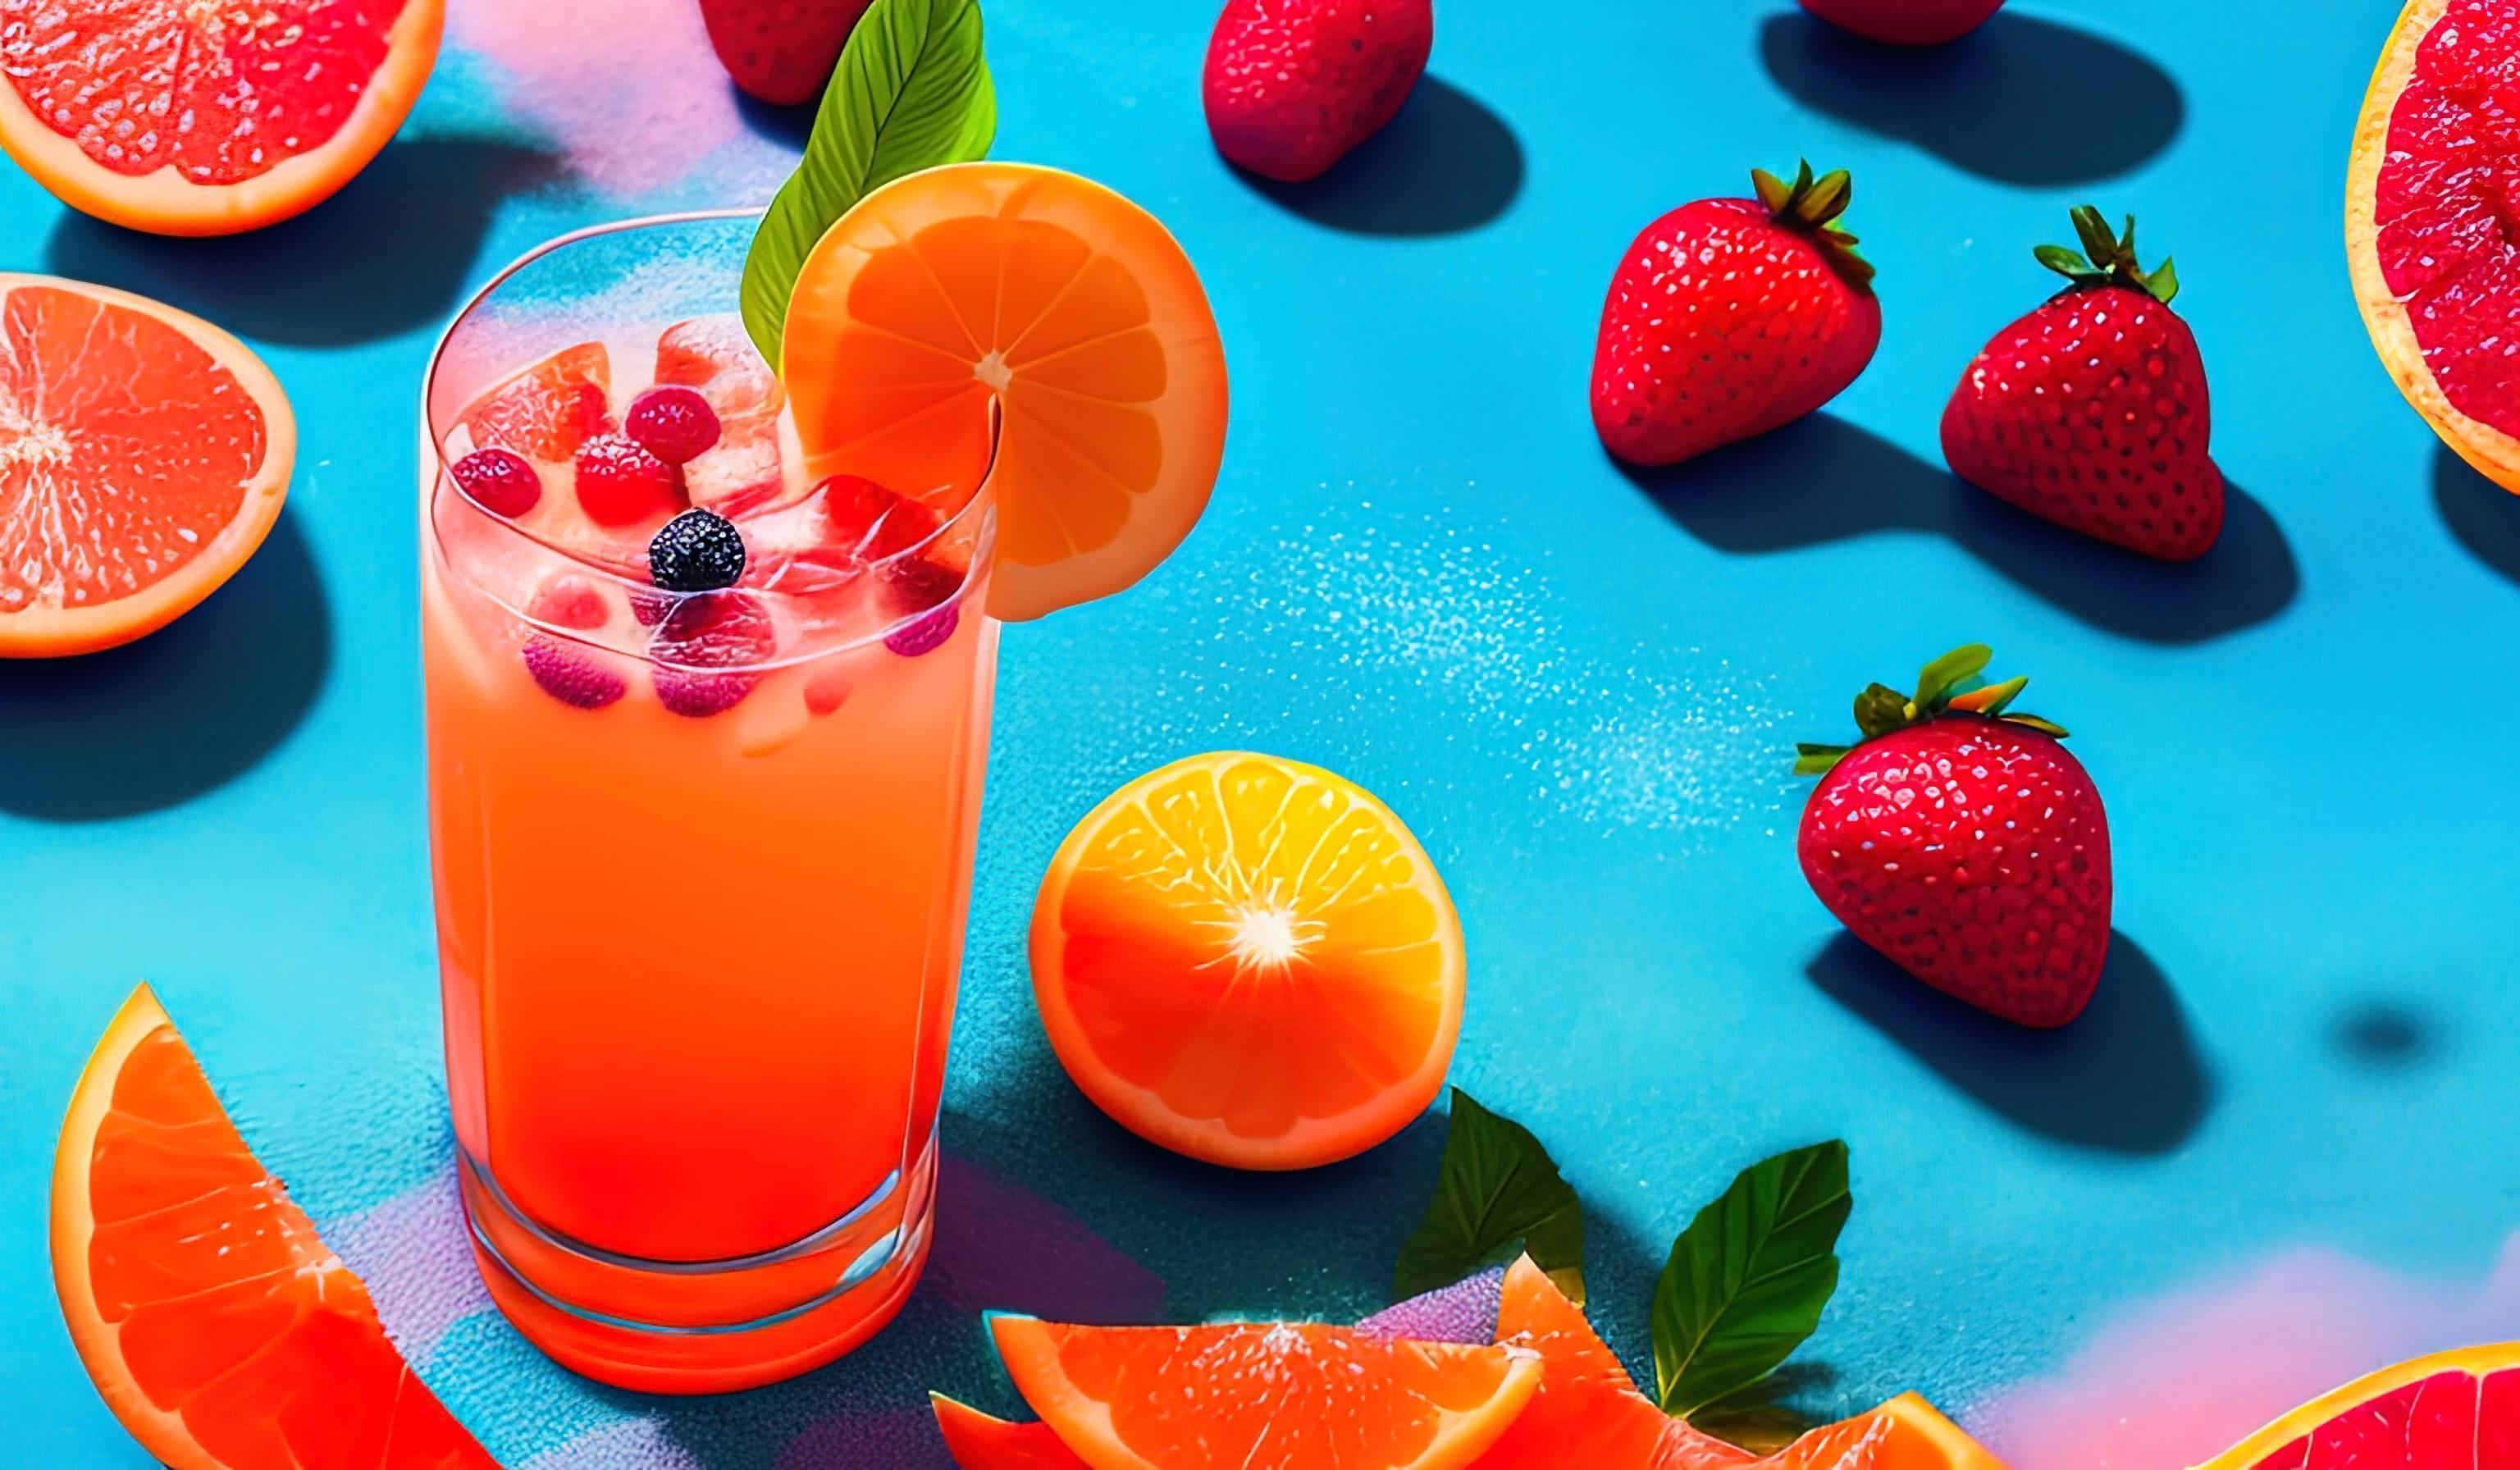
[740,0,996,370]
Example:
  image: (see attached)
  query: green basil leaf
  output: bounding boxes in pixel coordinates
[1394,1089,1586,1303]
[1651,1140,1851,1418]
[740,0,996,370]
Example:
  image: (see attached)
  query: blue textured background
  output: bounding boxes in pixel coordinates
[6,0,2515,1465]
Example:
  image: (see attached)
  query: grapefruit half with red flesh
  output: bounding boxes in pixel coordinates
[52,986,497,1469]
[0,274,295,656]
[0,0,445,235]
[2348,0,2520,490]
[2194,1344,2520,1468]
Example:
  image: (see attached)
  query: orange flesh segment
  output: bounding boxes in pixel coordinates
[1484,1258,1753,1469]
[1,0,411,185]
[931,1394,1091,1468]
[56,988,495,1469]
[0,281,270,614]
[1031,751,1464,1168]
[783,162,1227,621]
[991,1317,1541,1470]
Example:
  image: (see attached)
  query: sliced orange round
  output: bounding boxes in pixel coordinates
[52,986,497,1470]
[782,161,1229,621]
[0,0,444,235]
[990,1316,1541,1470]
[2194,1342,2520,1469]
[2346,0,2520,491]
[0,274,294,657]
[1029,750,1465,1171]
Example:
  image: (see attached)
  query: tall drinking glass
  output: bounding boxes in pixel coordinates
[420,212,998,1392]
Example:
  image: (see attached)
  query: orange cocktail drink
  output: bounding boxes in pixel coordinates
[419,212,998,1392]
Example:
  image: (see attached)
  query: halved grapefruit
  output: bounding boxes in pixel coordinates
[2347,0,2520,490]
[0,275,295,656]
[0,0,445,235]
[780,162,1230,622]
[52,985,497,1469]
[989,1316,1541,1470]
[2194,1343,2520,1468]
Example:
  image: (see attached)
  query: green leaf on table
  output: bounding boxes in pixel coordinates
[1393,1089,1586,1303]
[1650,1140,1851,1418]
[739,0,996,370]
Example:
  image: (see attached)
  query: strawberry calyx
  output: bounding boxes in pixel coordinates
[1793,644,2067,776]
[2034,205,2180,304]
[1751,158,1876,289]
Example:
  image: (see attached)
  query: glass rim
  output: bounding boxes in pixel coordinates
[422,208,1001,670]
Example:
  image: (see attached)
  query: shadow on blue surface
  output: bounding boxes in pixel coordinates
[1621,414,2299,645]
[0,512,329,821]
[734,88,819,153]
[1755,11,2182,186]
[1232,76,1523,237]
[43,136,567,347]
[1806,930,2212,1155]
[2431,443,2520,582]
[2333,1000,2436,1069]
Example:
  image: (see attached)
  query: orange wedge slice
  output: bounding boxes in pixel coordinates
[0,274,295,656]
[991,1316,1541,1470]
[0,0,443,235]
[933,1393,1089,1468]
[1029,750,1466,1170]
[52,986,496,1470]
[781,161,1229,621]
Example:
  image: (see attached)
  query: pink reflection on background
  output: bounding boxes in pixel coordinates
[1974,1234,2520,1468]
[447,0,794,198]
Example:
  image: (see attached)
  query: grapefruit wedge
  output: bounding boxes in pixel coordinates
[2347,0,2520,490]
[0,0,444,235]
[2194,1343,2520,1468]
[781,162,1229,622]
[52,985,497,1470]
[989,1316,1541,1470]
[0,274,295,657]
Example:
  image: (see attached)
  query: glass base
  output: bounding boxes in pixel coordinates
[459,1134,937,1393]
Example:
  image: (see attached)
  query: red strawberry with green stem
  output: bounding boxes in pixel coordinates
[699,0,874,107]
[1796,646,2111,1029]
[1203,0,1433,184]
[1591,161,1883,468]
[1941,207,2222,561]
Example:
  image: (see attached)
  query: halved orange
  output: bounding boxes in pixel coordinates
[2346,0,2520,491]
[990,1316,1541,1470]
[2194,1342,2520,1468]
[1029,751,1466,1171]
[52,985,497,1470]
[781,161,1229,621]
[0,0,445,235]
[0,274,295,657]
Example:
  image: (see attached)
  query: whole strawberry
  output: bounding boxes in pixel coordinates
[1942,208,2221,560]
[1796,646,2111,1029]
[1591,161,1882,468]
[1203,0,1433,184]
[699,0,874,107]
[1799,0,2005,46]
